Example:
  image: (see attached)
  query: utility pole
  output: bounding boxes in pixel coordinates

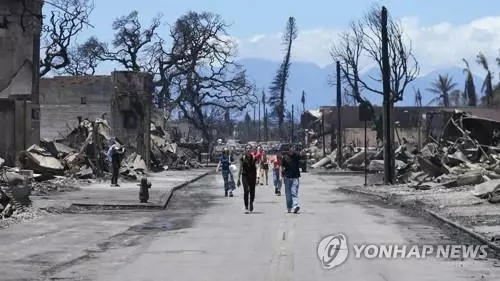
[258,99,261,142]
[253,105,256,141]
[381,6,394,184]
[265,109,268,141]
[291,104,294,143]
[322,111,326,157]
[336,61,342,166]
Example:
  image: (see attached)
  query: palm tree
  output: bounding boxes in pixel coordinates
[476,52,493,107]
[463,59,477,106]
[426,74,457,107]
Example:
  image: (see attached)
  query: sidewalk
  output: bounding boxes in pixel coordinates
[32,169,212,211]
[339,182,500,251]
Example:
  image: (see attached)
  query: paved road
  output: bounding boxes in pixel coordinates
[5,173,500,280]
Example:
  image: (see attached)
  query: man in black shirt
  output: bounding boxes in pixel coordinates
[237,145,257,213]
[281,144,301,213]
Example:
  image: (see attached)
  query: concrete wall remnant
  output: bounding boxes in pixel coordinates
[0,0,42,165]
[0,98,35,166]
[39,72,153,169]
[0,0,41,99]
[111,71,152,168]
[39,76,113,138]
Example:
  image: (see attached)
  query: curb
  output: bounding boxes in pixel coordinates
[66,171,212,210]
[161,171,212,209]
[69,203,162,210]
[314,171,367,176]
[425,210,500,252]
[338,186,500,253]
[338,186,389,200]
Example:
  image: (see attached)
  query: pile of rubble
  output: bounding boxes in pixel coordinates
[13,118,204,182]
[311,110,500,204]
[0,117,204,221]
[150,125,204,170]
[12,118,148,182]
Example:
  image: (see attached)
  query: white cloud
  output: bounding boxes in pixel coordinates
[233,15,500,76]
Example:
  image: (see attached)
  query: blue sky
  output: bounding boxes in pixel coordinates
[82,0,496,37]
[51,0,500,74]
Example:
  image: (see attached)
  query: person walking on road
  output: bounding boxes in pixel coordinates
[216,148,236,197]
[281,144,301,213]
[259,151,269,186]
[271,151,282,195]
[237,145,257,213]
[253,146,263,185]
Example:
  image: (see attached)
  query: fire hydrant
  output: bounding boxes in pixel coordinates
[139,177,151,203]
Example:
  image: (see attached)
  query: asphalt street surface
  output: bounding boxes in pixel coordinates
[3,173,500,280]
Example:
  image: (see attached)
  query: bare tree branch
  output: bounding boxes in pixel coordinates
[39,0,94,76]
[159,11,255,142]
[268,17,297,138]
[59,36,101,75]
[93,10,162,72]
[330,4,419,103]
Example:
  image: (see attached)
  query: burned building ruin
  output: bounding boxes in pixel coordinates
[39,71,153,167]
[0,0,42,166]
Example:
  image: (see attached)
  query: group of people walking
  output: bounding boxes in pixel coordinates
[216,144,301,214]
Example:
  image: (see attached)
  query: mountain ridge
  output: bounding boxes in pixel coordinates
[238,58,486,110]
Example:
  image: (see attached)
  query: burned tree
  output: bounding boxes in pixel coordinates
[268,17,297,139]
[426,74,457,107]
[301,90,306,113]
[476,53,494,107]
[331,5,419,142]
[262,90,269,141]
[61,36,101,75]
[39,0,94,76]
[414,88,422,107]
[92,10,161,72]
[330,5,419,103]
[163,11,254,142]
[463,59,477,106]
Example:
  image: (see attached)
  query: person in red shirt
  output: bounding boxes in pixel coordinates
[253,146,263,184]
[271,151,283,195]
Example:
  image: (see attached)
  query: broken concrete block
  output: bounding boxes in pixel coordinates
[471,179,500,198]
[368,160,406,172]
[442,172,484,188]
[18,145,64,175]
[41,139,76,158]
[344,150,376,166]
[311,156,331,169]
[76,165,94,179]
[3,172,25,185]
